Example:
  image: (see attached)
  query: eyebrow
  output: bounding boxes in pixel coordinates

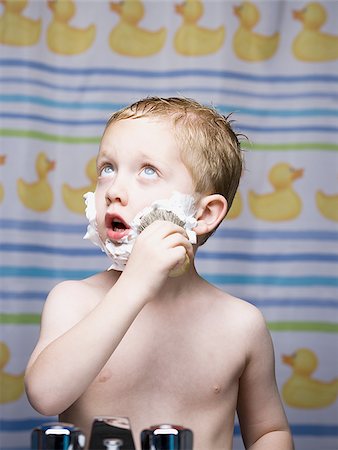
[97,148,172,172]
[96,148,113,165]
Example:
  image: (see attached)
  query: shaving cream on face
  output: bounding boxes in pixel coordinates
[83,191,198,272]
[83,191,137,271]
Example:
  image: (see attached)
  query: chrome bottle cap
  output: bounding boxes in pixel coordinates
[31,422,85,450]
[141,424,193,450]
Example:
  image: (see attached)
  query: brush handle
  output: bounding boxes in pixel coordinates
[169,252,190,277]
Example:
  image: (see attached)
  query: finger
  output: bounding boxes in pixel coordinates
[169,251,190,278]
[139,220,188,240]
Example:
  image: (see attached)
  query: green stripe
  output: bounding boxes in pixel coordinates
[243,142,338,152]
[0,313,40,325]
[1,128,337,151]
[1,314,337,333]
[0,128,100,144]
[268,321,338,333]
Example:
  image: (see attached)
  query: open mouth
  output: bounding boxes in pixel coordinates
[112,219,127,232]
[106,214,130,242]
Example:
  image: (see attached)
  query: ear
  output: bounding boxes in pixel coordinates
[194,194,227,237]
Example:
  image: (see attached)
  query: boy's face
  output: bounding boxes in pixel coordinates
[95,116,195,243]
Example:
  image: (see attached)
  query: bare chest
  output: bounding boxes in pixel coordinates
[86,316,244,413]
[64,310,244,449]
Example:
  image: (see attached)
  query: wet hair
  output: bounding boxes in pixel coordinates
[105,97,244,239]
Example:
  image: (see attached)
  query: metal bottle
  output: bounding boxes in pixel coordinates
[31,422,85,450]
[141,424,193,450]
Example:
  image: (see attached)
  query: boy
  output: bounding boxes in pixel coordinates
[25,97,294,450]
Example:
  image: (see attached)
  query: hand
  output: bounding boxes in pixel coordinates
[120,220,193,303]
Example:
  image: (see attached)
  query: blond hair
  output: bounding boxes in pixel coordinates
[105,96,244,216]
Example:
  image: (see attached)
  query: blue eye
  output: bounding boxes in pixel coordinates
[100,165,114,177]
[141,166,158,179]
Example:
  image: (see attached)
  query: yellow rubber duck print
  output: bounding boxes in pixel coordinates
[316,190,338,222]
[292,2,338,62]
[282,348,338,409]
[62,157,97,215]
[0,341,25,404]
[248,162,303,221]
[174,0,225,56]
[47,0,96,55]
[109,0,166,57]
[233,1,280,61]
[0,0,41,46]
[226,190,243,220]
[0,154,5,203]
[17,152,55,212]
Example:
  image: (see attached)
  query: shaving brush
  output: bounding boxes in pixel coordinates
[137,209,191,277]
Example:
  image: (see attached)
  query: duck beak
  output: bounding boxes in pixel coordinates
[292,10,302,21]
[110,1,122,13]
[292,168,304,180]
[47,0,55,11]
[233,5,240,17]
[175,3,184,15]
[48,160,56,171]
[282,355,293,366]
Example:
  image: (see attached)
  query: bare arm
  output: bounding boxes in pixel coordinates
[25,274,149,415]
[25,221,192,416]
[236,307,294,450]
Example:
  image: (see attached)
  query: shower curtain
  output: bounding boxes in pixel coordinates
[0,1,337,449]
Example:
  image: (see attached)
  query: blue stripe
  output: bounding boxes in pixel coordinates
[1,448,28,450]
[214,228,338,241]
[0,290,48,300]
[290,424,338,437]
[2,112,338,134]
[0,243,102,257]
[240,124,338,133]
[1,267,337,286]
[197,251,338,263]
[1,219,337,242]
[204,274,338,287]
[0,219,85,234]
[1,77,338,101]
[218,105,338,118]
[1,419,337,437]
[2,290,338,309]
[249,298,338,308]
[2,59,338,83]
[0,94,123,111]
[0,112,105,127]
[2,94,338,118]
[0,417,57,431]
[2,243,337,263]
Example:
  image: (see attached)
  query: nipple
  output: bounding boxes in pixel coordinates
[213,385,221,394]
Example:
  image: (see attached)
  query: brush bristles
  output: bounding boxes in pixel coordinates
[138,208,190,277]
[138,209,185,232]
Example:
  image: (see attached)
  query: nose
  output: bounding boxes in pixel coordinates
[105,177,128,206]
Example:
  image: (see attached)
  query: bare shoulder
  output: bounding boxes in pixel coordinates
[204,281,264,320]
[47,270,118,306]
[198,281,269,344]
[39,271,119,338]
[26,271,119,369]
[45,273,102,311]
[225,292,266,330]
